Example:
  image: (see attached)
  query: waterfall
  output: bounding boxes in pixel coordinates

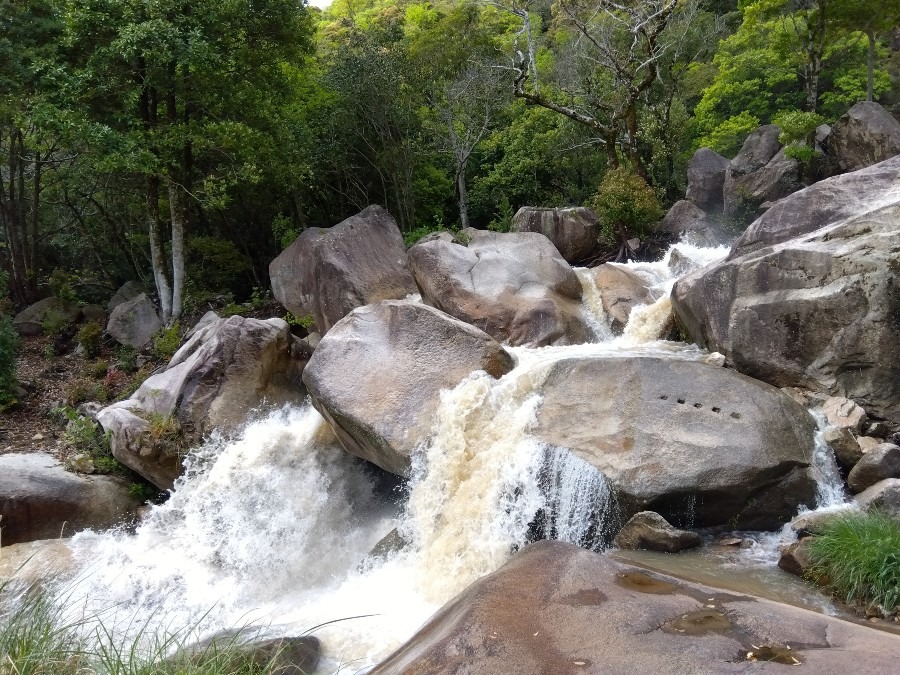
[44,240,761,672]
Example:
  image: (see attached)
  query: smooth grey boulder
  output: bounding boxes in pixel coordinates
[790,510,845,537]
[673,155,900,423]
[99,316,310,489]
[13,297,80,336]
[587,264,654,333]
[731,124,783,177]
[847,443,900,494]
[532,357,817,529]
[107,281,146,312]
[724,148,800,220]
[657,200,730,247]
[828,101,900,173]
[613,511,700,553]
[778,537,814,578]
[509,206,599,262]
[686,148,730,213]
[409,230,589,347]
[303,300,514,476]
[269,205,416,335]
[106,293,161,349]
[372,541,900,675]
[0,453,140,546]
[854,478,900,518]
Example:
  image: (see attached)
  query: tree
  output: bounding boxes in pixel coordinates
[494,0,702,178]
[61,0,313,322]
[830,0,900,101]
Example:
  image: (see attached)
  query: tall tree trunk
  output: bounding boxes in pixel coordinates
[147,175,173,322]
[456,164,469,230]
[167,173,186,322]
[29,151,40,280]
[866,28,875,102]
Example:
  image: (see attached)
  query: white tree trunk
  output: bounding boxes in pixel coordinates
[148,176,173,323]
[167,173,186,322]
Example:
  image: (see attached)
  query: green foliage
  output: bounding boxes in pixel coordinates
[41,309,71,337]
[0,312,20,410]
[128,481,160,502]
[48,269,79,304]
[152,323,182,362]
[187,237,252,295]
[696,111,760,156]
[403,223,447,247]
[76,321,104,358]
[116,345,138,373]
[283,312,315,330]
[53,405,122,474]
[271,214,300,251]
[143,412,187,459]
[808,510,900,613]
[590,168,664,245]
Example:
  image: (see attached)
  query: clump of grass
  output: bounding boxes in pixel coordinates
[807,510,900,613]
[0,576,89,675]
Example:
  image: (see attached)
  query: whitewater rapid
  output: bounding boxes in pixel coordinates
[55,240,841,671]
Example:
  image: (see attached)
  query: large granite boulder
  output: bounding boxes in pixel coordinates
[731,124,783,177]
[724,148,801,221]
[509,206,599,263]
[303,300,514,476]
[0,453,140,546]
[372,541,900,675]
[98,316,310,489]
[107,280,146,312]
[408,230,589,347]
[532,357,817,529]
[657,200,730,247]
[587,264,654,333]
[269,205,417,335]
[686,148,729,213]
[106,293,162,349]
[847,443,900,494]
[854,478,900,518]
[828,101,900,173]
[673,155,900,422]
[13,297,81,336]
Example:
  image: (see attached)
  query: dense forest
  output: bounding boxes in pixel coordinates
[1,0,898,321]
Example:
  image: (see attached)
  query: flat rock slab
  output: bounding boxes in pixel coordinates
[373,540,900,675]
[0,453,140,546]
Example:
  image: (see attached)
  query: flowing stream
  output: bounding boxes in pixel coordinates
[46,241,855,671]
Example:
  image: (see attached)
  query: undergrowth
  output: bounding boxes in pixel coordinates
[807,510,900,614]
[0,572,312,675]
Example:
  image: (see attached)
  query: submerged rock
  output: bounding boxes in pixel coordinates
[372,540,900,674]
[99,316,310,489]
[673,155,900,423]
[409,230,589,347]
[303,300,514,476]
[0,453,140,546]
[509,206,599,262]
[778,538,814,578]
[613,511,700,553]
[532,356,817,529]
[269,205,416,335]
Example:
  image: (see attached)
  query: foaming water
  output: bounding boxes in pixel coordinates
[50,239,844,672]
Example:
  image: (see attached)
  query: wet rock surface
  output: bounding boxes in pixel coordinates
[532,356,817,528]
[409,230,589,347]
[372,540,900,675]
[303,300,514,476]
[657,200,730,248]
[847,443,900,494]
[587,264,654,332]
[613,511,700,553]
[686,148,729,213]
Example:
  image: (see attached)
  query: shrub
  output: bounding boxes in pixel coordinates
[187,236,251,293]
[283,311,315,330]
[76,322,104,358]
[0,313,19,411]
[64,377,108,405]
[47,268,79,304]
[590,168,664,248]
[807,510,900,613]
[88,359,110,379]
[41,309,70,337]
[53,405,124,475]
[152,323,181,361]
[116,345,138,373]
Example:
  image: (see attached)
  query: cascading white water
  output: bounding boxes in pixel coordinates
[52,239,857,672]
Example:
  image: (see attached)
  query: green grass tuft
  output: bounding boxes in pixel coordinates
[807,510,900,613]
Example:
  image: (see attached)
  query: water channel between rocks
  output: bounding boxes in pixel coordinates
[40,241,862,672]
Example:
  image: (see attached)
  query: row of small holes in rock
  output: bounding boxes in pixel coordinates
[658,395,741,419]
